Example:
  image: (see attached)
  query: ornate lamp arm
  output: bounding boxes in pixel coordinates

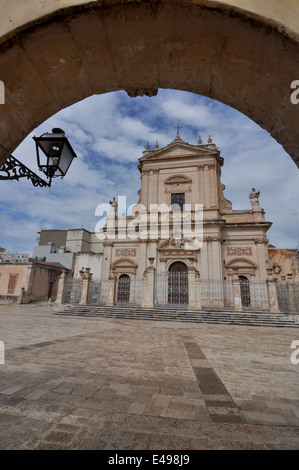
[0,155,50,187]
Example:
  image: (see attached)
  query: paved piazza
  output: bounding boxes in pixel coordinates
[0,304,298,450]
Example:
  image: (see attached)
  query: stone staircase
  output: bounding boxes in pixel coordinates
[54,304,299,328]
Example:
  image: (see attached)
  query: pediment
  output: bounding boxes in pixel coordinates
[226,258,257,268]
[164,174,192,185]
[157,238,200,253]
[139,141,217,162]
[111,258,138,268]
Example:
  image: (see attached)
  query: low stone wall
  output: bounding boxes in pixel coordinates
[0,294,19,304]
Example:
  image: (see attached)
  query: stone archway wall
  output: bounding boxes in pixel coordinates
[0,0,299,167]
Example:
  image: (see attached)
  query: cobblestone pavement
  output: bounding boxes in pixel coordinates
[0,304,298,450]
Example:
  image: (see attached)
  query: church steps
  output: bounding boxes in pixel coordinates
[55,305,299,327]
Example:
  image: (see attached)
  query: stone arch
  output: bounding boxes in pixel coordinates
[226,258,257,268]
[164,175,192,185]
[168,260,188,271]
[0,1,299,167]
[226,257,257,278]
[111,258,138,277]
[166,259,190,272]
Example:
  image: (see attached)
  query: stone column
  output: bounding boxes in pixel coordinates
[80,268,92,305]
[55,268,68,304]
[106,274,116,306]
[266,268,280,313]
[232,269,242,311]
[142,258,156,308]
[188,265,197,310]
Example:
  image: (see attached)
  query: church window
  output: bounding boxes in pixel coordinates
[171,193,185,211]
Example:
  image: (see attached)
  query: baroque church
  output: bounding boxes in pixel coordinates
[32,128,298,311]
[98,128,271,306]
[2,129,298,312]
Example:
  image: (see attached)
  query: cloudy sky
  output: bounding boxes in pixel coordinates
[1,89,299,254]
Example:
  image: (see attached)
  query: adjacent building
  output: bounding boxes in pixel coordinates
[0,259,65,304]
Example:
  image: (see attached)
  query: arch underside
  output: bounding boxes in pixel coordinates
[0,1,299,167]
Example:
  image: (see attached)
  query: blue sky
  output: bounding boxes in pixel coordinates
[1,89,299,254]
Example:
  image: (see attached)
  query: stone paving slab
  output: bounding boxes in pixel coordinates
[0,303,298,450]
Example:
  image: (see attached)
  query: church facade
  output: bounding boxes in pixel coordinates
[34,130,299,312]
[96,130,272,309]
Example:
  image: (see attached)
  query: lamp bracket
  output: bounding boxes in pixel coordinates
[0,155,50,187]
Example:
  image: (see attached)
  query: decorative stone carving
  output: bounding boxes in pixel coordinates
[203,236,221,242]
[126,88,158,98]
[254,238,267,244]
[158,239,198,260]
[115,248,136,257]
[165,175,191,184]
[142,169,159,175]
[164,175,192,193]
[227,247,252,256]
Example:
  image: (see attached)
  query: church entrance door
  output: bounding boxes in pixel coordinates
[239,276,251,307]
[168,262,188,305]
[117,274,131,303]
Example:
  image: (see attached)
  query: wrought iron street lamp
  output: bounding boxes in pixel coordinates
[0,128,77,187]
[33,128,77,185]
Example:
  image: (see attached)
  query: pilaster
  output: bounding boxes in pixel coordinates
[187,266,200,310]
[142,260,156,308]
[232,269,242,311]
[55,268,68,304]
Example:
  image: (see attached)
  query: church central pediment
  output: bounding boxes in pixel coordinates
[139,141,217,163]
